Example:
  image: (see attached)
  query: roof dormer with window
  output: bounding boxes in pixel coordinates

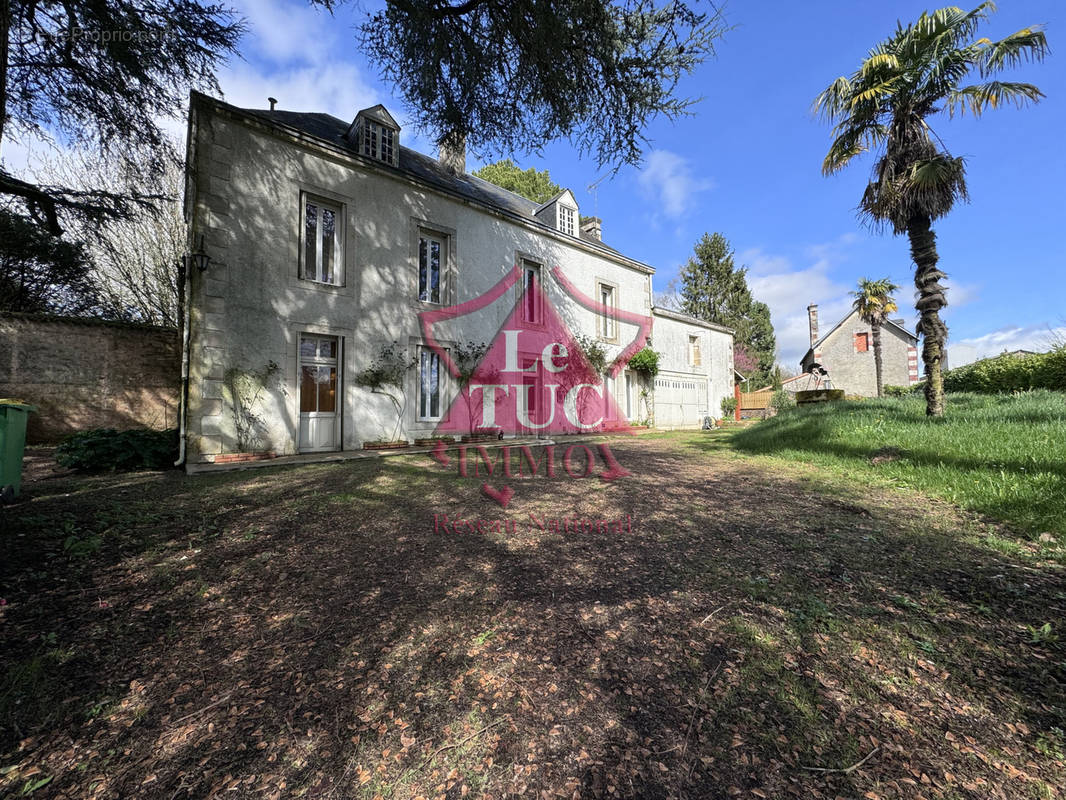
[346,104,401,167]
[534,189,580,236]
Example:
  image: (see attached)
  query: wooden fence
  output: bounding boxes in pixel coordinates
[739,389,773,410]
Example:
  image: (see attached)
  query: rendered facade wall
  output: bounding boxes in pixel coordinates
[651,311,734,426]
[184,100,722,462]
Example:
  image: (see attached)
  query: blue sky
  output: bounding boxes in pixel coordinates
[6,0,1064,367]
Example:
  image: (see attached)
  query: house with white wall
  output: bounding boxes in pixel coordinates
[178,93,733,466]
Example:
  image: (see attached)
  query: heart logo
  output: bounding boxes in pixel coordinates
[481,483,515,508]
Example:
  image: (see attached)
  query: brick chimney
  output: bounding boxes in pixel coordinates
[438,132,466,175]
[580,216,602,241]
[807,303,819,347]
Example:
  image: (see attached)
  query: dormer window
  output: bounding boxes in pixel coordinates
[346,104,401,166]
[363,119,394,162]
[558,205,576,236]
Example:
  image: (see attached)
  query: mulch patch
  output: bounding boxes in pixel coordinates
[1,436,1063,799]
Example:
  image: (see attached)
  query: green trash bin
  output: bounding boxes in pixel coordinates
[0,401,36,504]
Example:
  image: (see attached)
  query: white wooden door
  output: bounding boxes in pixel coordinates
[299,334,340,452]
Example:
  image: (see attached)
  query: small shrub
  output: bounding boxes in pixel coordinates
[573,334,608,375]
[883,385,910,397]
[770,389,795,411]
[627,346,661,379]
[720,395,738,416]
[354,341,416,390]
[55,428,178,472]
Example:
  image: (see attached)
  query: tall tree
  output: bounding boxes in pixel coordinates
[677,232,777,385]
[0,208,97,314]
[815,2,1047,416]
[1,0,243,234]
[27,143,185,326]
[472,159,561,204]
[350,0,728,169]
[851,277,900,398]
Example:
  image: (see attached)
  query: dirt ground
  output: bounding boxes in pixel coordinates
[1,434,1063,799]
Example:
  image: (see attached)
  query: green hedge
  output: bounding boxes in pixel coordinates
[942,347,1066,394]
[56,428,179,472]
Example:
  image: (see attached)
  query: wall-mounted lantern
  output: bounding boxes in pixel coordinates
[186,235,211,273]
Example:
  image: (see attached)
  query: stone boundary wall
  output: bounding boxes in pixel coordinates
[0,313,180,443]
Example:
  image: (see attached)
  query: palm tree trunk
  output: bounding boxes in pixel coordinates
[871,320,884,397]
[907,215,948,416]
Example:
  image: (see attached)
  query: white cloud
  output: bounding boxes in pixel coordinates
[741,238,883,369]
[943,278,980,309]
[218,61,376,119]
[948,324,1065,367]
[235,0,338,64]
[637,149,712,220]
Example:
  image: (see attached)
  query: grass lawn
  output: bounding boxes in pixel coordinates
[2,434,1064,799]
[726,391,1066,544]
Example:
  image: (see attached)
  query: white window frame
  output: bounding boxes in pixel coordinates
[558,204,576,236]
[362,119,396,164]
[417,346,445,421]
[597,281,617,340]
[300,193,344,286]
[689,335,702,367]
[521,261,543,325]
[418,231,446,304]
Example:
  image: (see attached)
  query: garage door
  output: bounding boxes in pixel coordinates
[654,375,707,428]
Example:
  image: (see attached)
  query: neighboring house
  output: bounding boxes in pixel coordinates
[179,93,733,466]
[760,373,818,395]
[799,303,919,396]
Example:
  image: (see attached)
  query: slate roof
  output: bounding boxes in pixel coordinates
[227,102,636,264]
[651,306,734,335]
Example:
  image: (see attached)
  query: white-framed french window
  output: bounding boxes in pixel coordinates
[301,193,344,285]
[558,205,576,236]
[418,231,446,304]
[597,281,617,340]
[418,346,444,421]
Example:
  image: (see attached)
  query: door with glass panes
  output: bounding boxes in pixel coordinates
[299,334,340,452]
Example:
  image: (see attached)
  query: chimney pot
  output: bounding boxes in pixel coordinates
[268,97,277,111]
[807,303,819,347]
[580,216,602,241]
[439,132,466,175]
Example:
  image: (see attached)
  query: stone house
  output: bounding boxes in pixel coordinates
[799,303,919,396]
[178,92,733,467]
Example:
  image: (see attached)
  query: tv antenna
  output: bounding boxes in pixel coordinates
[586,172,610,217]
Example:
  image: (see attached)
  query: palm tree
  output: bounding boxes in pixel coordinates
[852,277,901,398]
[815,3,1047,416]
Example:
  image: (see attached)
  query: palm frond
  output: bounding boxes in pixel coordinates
[851,277,902,324]
[979,26,1049,75]
[850,77,902,107]
[822,130,866,175]
[947,81,1045,116]
[813,76,853,120]
[861,52,901,75]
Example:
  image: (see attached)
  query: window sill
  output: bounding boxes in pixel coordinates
[297,278,347,291]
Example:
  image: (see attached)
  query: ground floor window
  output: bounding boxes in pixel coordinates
[419,348,442,420]
[300,336,338,412]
